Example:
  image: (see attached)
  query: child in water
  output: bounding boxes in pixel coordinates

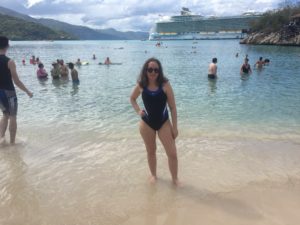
[68,62,80,85]
[36,63,48,78]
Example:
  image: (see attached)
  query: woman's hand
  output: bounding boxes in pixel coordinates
[138,110,146,117]
[172,126,178,139]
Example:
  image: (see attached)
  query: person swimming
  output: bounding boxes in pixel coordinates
[264,58,270,65]
[76,58,82,66]
[104,57,111,65]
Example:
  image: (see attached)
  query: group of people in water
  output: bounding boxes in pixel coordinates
[32,58,80,84]
[25,55,114,84]
[207,54,270,79]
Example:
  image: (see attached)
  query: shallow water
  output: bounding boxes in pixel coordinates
[1,40,300,224]
[7,40,300,141]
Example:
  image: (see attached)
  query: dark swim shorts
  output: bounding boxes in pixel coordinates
[0,90,18,116]
[208,74,216,79]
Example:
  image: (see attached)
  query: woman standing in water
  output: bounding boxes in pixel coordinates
[130,58,179,186]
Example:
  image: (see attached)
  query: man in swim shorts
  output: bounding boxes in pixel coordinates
[208,58,217,79]
[0,36,33,144]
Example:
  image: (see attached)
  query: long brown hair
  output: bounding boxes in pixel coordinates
[138,58,168,88]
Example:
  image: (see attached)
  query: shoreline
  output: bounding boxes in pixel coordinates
[240,32,300,46]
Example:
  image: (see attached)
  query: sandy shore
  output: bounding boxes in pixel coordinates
[122,179,300,225]
[1,133,300,225]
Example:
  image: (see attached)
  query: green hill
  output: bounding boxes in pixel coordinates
[37,18,117,40]
[0,14,75,40]
[241,3,300,46]
[250,4,300,33]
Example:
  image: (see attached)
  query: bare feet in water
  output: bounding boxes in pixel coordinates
[149,175,157,184]
[0,137,6,145]
[173,179,182,187]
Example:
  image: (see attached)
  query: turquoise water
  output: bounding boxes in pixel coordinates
[9,40,300,141]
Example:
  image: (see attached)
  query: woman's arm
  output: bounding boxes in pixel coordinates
[130,84,144,116]
[164,82,178,138]
[240,65,244,75]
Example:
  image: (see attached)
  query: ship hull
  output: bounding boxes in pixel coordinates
[149,31,246,40]
[149,15,260,41]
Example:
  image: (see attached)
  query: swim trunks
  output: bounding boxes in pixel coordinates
[208,74,216,79]
[0,90,18,116]
[72,80,80,85]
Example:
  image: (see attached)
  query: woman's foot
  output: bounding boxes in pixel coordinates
[172,179,182,187]
[149,175,157,184]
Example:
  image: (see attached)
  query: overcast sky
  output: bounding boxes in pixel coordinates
[0,0,296,31]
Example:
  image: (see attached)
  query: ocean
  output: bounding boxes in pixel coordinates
[1,40,300,225]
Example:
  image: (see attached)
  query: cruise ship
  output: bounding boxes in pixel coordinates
[149,8,261,40]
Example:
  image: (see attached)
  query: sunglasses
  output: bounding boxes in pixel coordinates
[147,68,159,73]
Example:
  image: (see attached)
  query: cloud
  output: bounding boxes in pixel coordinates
[0,0,284,31]
[25,0,44,8]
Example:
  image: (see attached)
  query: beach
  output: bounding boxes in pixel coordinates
[1,135,299,225]
[0,40,300,224]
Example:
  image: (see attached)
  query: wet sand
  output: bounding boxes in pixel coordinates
[122,179,300,225]
[0,133,299,225]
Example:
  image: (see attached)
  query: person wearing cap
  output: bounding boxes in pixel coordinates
[0,36,33,144]
[59,59,69,79]
[51,62,60,79]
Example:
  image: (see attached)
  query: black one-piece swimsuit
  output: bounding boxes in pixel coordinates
[141,86,169,131]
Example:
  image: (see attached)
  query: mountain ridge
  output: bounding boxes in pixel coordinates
[0,6,149,40]
[0,13,75,40]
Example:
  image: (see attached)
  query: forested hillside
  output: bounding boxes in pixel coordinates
[0,14,75,40]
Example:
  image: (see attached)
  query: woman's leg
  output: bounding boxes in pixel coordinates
[139,121,157,182]
[158,120,179,185]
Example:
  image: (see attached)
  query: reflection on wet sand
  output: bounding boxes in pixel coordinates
[0,147,41,225]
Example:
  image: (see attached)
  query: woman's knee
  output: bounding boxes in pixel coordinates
[166,149,177,160]
[146,146,156,156]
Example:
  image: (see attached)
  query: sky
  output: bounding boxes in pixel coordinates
[0,0,296,31]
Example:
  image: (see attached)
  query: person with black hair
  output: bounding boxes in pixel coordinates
[0,36,33,144]
[240,58,252,75]
[255,57,265,69]
[68,62,79,85]
[208,57,218,79]
[36,63,48,78]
